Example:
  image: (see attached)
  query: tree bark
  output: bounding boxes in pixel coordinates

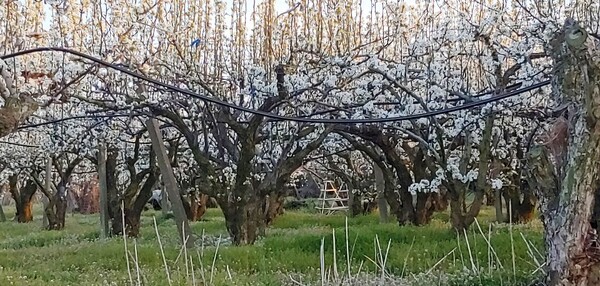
[505,186,521,223]
[43,156,51,228]
[43,183,68,230]
[526,22,600,286]
[44,200,59,230]
[216,128,262,245]
[218,194,263,245]
[54,185,67,230]
[591,190,600,231]
[0,204,5,222]
[0,94,38,138]
[415,192,434,225]
[98,144,109,238]
[46,155,83,230]
[448,114,493,231]
[432,190,448,211]
[124,169,158,237]
[17,196,34,223]
[412,149,435,225]
[503,182,537,224]
[264,193,284,226]
[104,142,159,237]
[122,175,156,237]
[195,193,209,220]
[105,148,124,235]
[449,191,467,231]
[373,163,389,223]
[485,189,495,206]
[494,188,504,222]
[347,187,361,217]
[9,176,36,223]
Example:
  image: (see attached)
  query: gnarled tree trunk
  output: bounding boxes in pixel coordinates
[44,154,83,230]
[415,192,435,225]
[526,21,600,286]
[9,176,37,223]
[347,185,362,217]
[43,183,68,230]
[105,143,159,237]
[122,176,156,238]
[52,185,67,230]
[123,170,158,237]
[218,192,264,245]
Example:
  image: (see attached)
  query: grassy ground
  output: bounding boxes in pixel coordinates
[0,204,544,285]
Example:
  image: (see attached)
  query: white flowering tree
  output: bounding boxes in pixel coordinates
[290,0,558,232]
[28,106,160,235]
[5,107,91,229]
[143,63,335,244]
[0,141,42,223]
[1,4,600,284]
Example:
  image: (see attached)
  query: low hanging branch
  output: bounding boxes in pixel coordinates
[526,19,600,286]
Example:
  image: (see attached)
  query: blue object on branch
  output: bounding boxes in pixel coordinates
[191,39,202,48]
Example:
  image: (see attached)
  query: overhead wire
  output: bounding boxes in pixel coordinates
[17,114,135,130]
[2,47,551,124]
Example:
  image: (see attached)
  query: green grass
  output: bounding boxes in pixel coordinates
[0,204,544,285]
